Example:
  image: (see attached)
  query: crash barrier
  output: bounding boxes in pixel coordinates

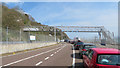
[0,42,57,54]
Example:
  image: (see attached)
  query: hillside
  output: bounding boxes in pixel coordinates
[2,5,69,42]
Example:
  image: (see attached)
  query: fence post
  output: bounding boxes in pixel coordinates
[54,26,56,42]
[6,26,8,45]
[20,29,21,42]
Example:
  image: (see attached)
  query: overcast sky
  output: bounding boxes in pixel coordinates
[4,2,118,39]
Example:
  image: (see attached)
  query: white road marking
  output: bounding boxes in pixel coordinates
[50,54,54,57]
[0,45,53,58]
[36,61,43,66]
[57,50,59,52]
[57,45,66,53]
[72,45,75,68]
[54,52,56,54]
[55,46,64,54]
[0,66,2,68]
[1,46,65,67]
[45,57,49,60]
[35,44,67,66]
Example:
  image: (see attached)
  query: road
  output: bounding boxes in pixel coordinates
[0,43,84,68]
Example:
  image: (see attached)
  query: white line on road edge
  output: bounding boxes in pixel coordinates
[45,57,49,60]
[0,44,57,59]
[36,61,43,66]
[50,54,54,56]
[2,46,65,67]
[0,66,2,68]
[72,45,75,68]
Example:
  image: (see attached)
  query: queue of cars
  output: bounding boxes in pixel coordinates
[79,43,96,58]
[74,41,84,50]
[71,40,120,68]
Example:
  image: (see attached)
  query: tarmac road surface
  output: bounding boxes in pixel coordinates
[0,43,84,68]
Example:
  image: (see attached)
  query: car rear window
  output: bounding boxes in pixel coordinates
[77,42,84,45]
[97,54,120,65]
[84,45,96,49]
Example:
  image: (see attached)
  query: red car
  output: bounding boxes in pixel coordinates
[83,48,120,68]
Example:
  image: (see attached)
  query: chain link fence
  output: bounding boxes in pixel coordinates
[1,27,58,54]
[2,27,55,44]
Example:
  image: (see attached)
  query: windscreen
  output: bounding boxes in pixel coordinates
[97,54,120,65]
[77,42,84,45]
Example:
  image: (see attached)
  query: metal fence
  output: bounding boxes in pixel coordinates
[2,27,56,45]
[1,27,58,54]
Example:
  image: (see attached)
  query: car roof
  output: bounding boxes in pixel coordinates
[77,42,83,43]
[91,48,120,54]
[83,43,95,46]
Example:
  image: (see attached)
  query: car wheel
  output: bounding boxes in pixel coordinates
[83,60,86,68]
[74,47,77,50]
[79,52,81,55]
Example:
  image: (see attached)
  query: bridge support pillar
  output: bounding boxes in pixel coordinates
[98,32,101,43]
[61,31,63,40]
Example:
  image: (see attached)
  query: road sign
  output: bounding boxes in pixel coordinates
[30,35,36,40]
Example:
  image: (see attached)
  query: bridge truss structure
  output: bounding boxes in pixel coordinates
[23,26,114,44]
[56,26,114,44]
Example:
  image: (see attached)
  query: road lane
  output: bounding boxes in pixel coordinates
[39,43,73,66]
[1,43,64,66]
[1,42,84,68]
[74,50,84,68]
[9,47,61,66]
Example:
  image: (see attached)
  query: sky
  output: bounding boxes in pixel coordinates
[0,0,119,2]
[4,2,118,39]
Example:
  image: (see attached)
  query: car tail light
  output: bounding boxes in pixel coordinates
[77,45,80,46]
[82,49,86,51]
